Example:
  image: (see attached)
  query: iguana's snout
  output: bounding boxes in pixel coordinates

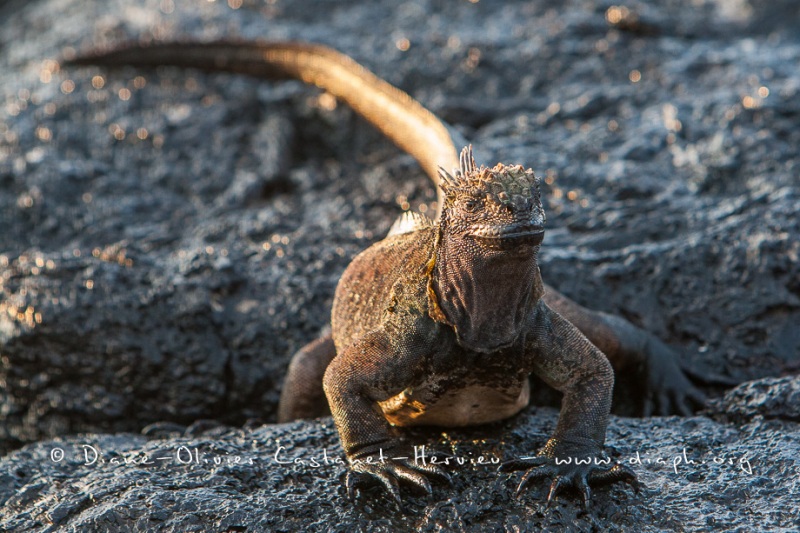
[470,224,544,250]
[468,187,545,249]
[439,146,545,251]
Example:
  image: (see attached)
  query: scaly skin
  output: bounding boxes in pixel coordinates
[66,39,710,505]
[323,150,637,505]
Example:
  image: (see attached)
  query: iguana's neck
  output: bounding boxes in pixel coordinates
[429,231,543,353]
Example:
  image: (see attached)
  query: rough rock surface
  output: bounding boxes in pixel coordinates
[1,404,797,532]
[708,375,800,423]
[0,0,798,530]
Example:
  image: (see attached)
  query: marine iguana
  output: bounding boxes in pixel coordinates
[66,40,706,505]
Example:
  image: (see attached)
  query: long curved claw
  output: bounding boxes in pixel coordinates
[393,466,432,496]
[415,462,452,486]
[515,464,558,496]
[643,366,709,416]
[545,476,568,507]
[543,474,593,510]
[345,455,451,504]
[503,449,639,506]
[661,384,707,417]
[577,477,592,510]
[374,468,402,505]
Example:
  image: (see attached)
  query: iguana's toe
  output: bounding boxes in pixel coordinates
[393,466,433,495]
[504,450,638,506]
[515,464,558,496]
[588,463,639,491]
[545,476,570,507]
[345,456,450,504]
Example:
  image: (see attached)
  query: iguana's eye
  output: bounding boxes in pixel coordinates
[462,198,480,212]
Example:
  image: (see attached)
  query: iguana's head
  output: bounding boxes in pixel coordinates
[438,146,545,252]
[431,146,546,353]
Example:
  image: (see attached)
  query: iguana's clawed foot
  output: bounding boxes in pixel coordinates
[639,336,708,416]
[500,454,638,508]
[345,456,451,505]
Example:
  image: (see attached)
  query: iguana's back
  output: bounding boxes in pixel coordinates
[332,226,436,353]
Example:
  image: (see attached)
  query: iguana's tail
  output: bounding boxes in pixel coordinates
[65,40,462,215]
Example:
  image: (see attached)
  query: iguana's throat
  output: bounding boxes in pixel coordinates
[429,233,543,353]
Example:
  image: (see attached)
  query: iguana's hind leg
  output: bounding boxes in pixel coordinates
[278,331,336,422]
[542,284,708,416]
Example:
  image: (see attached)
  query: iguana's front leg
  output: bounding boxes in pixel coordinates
[502,302,637,507]
[323,330,449,503]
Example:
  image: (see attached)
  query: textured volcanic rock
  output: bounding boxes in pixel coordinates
[1,0,798,530]
[708,375,800,423]
[0,405,797,531]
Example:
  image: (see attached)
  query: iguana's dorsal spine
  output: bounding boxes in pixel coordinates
[387,211,434,236]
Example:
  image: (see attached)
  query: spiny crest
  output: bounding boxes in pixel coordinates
[387,211,434,236]
[459,144,477,176]
[438,146,541,206]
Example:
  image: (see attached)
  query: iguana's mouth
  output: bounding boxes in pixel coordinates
[468,224,544,249]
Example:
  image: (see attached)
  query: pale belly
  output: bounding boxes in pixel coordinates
[377,379,530,427]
